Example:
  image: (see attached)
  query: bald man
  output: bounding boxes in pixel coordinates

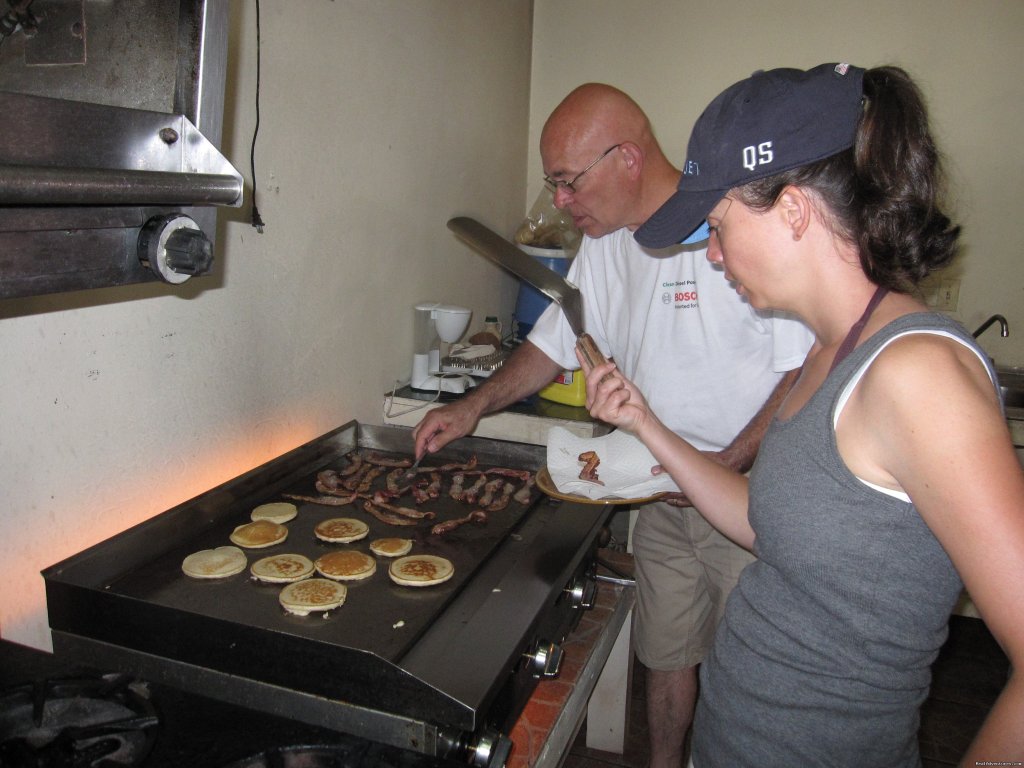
[414,84,811,767]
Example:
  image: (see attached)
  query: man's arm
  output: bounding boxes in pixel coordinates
[657,366,802,508]
[717,366,801,472]
[412,341,563,458]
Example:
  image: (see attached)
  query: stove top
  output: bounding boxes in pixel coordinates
[0,639,466,768]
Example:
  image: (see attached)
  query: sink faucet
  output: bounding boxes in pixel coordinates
[973,314,1009,339]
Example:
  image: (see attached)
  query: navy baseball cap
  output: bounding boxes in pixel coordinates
[635,63,865,248]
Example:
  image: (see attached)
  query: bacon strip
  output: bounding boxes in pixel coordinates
[449,472,466,501]
[363,501,419,526]
[435,456,478,473]
[359,494,434,519]
[431,509,487,535]
[578,451,604,485]
[478,477,504,508]
[365,452,413,468]
[513,476,536,504]
[356,465,386,494]
[463,474,488,505]
[283,492,357,506]
[483,467,533,482]
[339,451,364,477]
[486,482,516,512]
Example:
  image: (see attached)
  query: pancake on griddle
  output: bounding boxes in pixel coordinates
[251,501,298,524]
[389,554,454,587]
[250,553,314,583]
[369,538,413,558]
[229,519,289,548]
[279,578,347,616]
[314,517,369,543]
[315,550,377,581]
[182,546,247,579]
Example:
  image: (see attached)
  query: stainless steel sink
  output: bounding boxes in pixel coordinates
[996,369,1024,411]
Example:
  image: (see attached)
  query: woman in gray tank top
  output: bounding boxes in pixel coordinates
[578,64,1024,766]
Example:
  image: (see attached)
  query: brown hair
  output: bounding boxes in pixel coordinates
[733,66,959,291]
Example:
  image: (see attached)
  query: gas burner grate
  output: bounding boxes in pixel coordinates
[0,673,159,768]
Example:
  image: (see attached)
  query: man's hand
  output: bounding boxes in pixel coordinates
[652,448,737,508]
[412,399,482,459]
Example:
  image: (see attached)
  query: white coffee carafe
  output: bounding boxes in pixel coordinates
[410,302,473,393]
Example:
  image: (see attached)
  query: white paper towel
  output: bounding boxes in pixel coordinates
[546,427,680,500]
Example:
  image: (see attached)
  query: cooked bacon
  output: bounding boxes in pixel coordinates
[359,494,434,520]
[485,482,516,512]
[363,501,419,526]
[463,474,489,505]
[342,462,373,491]
[578,451,604,485]
[410,483,431,505]
[365,452,413,468]
[385,467,412,494]
[478,477,504,509]
[431,509,487,535]
[356,465,386,494]
[317,469,347,492]
[449,472,466,501]
[424,471,442,499]
[283,492,357,506]
[436,456,478,473]
[482,467,533,482]
[513,475,536,504]
[368,489,403,504]
[339,451,364,477]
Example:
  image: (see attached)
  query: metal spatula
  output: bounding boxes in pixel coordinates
[446,217,613,378]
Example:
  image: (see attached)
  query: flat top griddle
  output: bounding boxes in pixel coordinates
[111,451,535,662]
[43,422,609,738]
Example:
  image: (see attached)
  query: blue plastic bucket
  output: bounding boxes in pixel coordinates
[514,245,571,339]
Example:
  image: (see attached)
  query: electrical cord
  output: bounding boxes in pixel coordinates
[383,380,441,419]
[249,0,265,233]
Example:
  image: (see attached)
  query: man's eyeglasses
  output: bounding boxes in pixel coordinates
[544,144,621,195]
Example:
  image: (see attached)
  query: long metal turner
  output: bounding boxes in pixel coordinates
[446,216,610,373]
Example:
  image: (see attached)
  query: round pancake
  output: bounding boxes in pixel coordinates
[182,546,247,579]
[315,550,377,581]
[250,553,314,583]
[251,501,298,524]
[314,517,369,543]
[389,554,454,587]
[229,519,289,548]
[369,538,413,558]
[279,578,347,616]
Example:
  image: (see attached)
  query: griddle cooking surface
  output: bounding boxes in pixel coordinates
[108,453,536,662]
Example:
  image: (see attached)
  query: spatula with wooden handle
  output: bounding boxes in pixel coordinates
[446,216,615,383]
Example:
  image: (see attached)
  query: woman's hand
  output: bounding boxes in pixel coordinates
[575,353,651,433]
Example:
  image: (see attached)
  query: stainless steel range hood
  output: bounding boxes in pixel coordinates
[0,0,243,300]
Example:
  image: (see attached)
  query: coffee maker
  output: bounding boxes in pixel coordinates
[410,302,473,394]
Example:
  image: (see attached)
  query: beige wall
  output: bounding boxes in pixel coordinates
[1,0,1021,652]
[0,1,532,650]
[530,0,1024,362]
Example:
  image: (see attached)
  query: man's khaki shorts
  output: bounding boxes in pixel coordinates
[631,500,754,670]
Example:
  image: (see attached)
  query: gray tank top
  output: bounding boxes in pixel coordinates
[692,312,997,768]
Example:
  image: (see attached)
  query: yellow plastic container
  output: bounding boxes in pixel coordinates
[538,368,586,406]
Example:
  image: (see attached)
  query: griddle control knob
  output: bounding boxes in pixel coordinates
[565,573,598,610]
[463,727,513,768]
[526,639,563,678]
[138,214,214,284]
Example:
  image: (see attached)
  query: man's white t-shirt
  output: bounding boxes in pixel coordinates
[527,227,814,452]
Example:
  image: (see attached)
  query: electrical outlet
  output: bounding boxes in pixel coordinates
[936,278,960,311]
